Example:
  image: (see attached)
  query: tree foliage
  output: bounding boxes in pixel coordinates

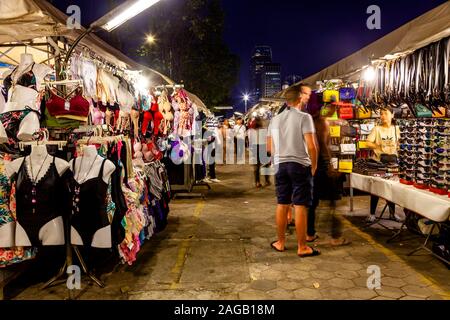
[137,0,239,107]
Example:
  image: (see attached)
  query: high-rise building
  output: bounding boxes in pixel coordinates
[285,75,302,86]
[250,46,277,101]
[262,63,282,97]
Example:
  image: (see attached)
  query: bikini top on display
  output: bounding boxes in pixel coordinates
[92,106,105,125]
[3,63,37,95]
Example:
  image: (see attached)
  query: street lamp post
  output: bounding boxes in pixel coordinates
[243,94,249,113]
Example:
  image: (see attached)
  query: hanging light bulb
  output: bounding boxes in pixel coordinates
[363,66,376,82]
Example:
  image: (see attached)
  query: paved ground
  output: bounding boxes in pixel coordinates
[6,163,450,300]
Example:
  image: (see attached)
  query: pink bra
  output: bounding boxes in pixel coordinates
[92,107,105,125]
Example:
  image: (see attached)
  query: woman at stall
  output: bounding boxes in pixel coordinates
[365,106,402,222]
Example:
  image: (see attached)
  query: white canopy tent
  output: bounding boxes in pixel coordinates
[275,1,450,96]
[0,0,209,110]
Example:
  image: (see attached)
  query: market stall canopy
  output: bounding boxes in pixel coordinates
[298,1,450,88]
[0,0,208,110]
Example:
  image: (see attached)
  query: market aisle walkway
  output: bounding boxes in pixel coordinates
[10,163,450,300]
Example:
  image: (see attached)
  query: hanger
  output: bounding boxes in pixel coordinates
[45,79,83,100]
[19,140,67,151]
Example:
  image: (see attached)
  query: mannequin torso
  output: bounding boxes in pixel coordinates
[6,145,69,179]
[69,145,115,248]
[69,145,115,184]
[5,145,70,246]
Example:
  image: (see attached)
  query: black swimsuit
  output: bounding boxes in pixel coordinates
[15,156,69,245]
[71,158,110,247]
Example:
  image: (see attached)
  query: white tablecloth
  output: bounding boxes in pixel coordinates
[350,173,450,222]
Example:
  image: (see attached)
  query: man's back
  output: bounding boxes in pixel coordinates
[268,107,315,166]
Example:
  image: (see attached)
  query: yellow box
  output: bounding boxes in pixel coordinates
[330,125,341,137]
[338,159,353,173]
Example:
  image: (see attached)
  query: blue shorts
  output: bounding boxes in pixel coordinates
[275,162,313,206]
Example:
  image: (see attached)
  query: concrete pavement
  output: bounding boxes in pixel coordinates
[7,163,450,300]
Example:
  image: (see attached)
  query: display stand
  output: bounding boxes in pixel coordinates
[171,140,210,199]
[41,207,105,299]
[407,223,449,265]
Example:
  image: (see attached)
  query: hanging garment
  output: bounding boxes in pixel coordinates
[0,176,37,267]
[107,141,128,246]
[3,63,51,111]
[0,159,14,248]
[91,100,105,125]
[0,87,6,113]
[71,158,111,247]
[46,91,89,119]
[80,58,98,100]
[14,156,71,246]
[141,111,153,136]
[3,63,37,97]
[0,107,40,150]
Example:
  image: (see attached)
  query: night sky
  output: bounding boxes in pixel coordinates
[51,0,448,110]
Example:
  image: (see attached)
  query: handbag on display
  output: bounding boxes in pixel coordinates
[414,104,433,118]
[338,102,354,119]
[338,159,353,173]
[340,125,357,137]
[357,106,372,119]
[323,90,340,103]
[432,106,446,118]
[339,87,356,100]
[340,143,356,154]
[380,154,398,164]
[360,123,375,135]
[321,104,339,119]
[329,125,341,137]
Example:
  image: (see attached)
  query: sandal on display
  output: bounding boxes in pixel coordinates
[270,241,286,252]
[298,247,321,258]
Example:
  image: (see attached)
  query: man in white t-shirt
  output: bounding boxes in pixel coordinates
[267,83,319,258]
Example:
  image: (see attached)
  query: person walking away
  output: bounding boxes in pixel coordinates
[221,119,234,164]
[365,106,401,222]
[307,103,351,246]
[267,83,319,257]
[233,118,246,164]
[249,117,270,188]
[205,124,221,183]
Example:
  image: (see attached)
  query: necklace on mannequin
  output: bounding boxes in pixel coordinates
[73,155,98,212]
[76,154,98,184]
[28,154,49,213]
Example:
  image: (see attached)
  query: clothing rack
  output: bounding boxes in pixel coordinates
[77,135,125,145]
[155,84,184,90]
[43,79,83,86]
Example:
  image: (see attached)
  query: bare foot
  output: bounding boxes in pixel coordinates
[297,246,321,257]
[330,238,351,247]
[270,240,285,252]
